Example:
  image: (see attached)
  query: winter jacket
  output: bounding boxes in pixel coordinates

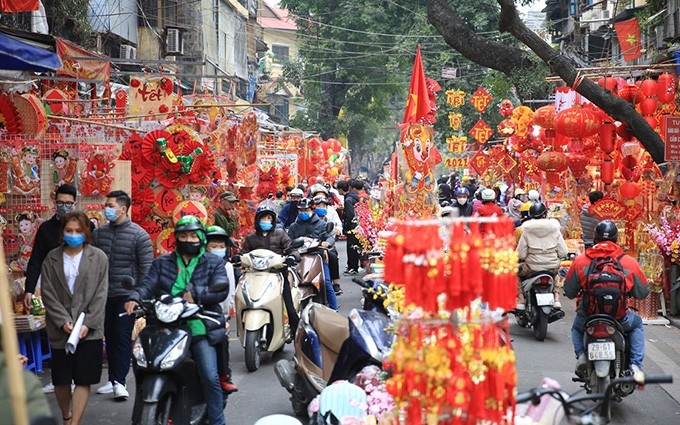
[278,202,299,228]
[0,352,53,424]
[476,202,503,217]
[325,206,343,234]
[342,191,360,232]
[130,251,229,345]
[93,218,154,298]
[580,204,599,246]
[242,227,296,257]
[452,201,473,217]
[506,198,523,220]
[213,208,238,237]
[564,241,650,316]
[40,244,109,349]
[517,218,568,272]
[288,214,335,247]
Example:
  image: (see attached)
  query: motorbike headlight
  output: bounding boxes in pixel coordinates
[160,336,188,370]
[132,338,146,368]
[250,253,272,271]
[155,300,184,323]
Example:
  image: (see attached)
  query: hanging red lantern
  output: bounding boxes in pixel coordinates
[597,77,618,92]
[620,141,641,157]
[657,73,677,103]
[599,122,616,153]
[537,151,567,174]
[533,104,556,139]
[601,160,614,184]
[620,182,640,200]
[639,79,658,97]
[618,83,644,104]
[616,124,632,141]
[621,155,638,169]
[554,106,602,138]
[639,97,659,116]
[567,152,589,178]
[567,138,584,153]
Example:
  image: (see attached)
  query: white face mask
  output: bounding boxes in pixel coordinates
[457,198,467,205]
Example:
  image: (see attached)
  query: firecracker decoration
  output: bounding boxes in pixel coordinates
[469,86,493,113]
[445,89,466,108]
[448,111,463,131]
[0,145,10,204]
[10,144,41,196]
[469,119,494,144]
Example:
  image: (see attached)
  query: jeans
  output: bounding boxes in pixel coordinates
[323,262,338,310]
[191,338,225,425]
[571,310,645,367]
[104,296,136,385]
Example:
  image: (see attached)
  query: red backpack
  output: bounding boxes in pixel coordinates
[585,255,628,320]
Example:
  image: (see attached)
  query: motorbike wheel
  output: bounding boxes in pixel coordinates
[291,374,312,417]
[532,309,548,341]
[140,393,173,425]
[245,329,262,372]
[596,376,612,422]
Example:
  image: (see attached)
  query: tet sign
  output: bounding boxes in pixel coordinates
[664,116,680,161]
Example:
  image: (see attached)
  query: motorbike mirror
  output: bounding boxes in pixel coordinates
[290,238,305,249]
[326,222,334,233]
[121,276,135,290]
[210,281,229,293]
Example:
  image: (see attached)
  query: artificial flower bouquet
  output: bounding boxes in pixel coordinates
[645,216,680,264]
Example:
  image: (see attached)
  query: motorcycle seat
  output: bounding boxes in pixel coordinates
[311,306,350,354]
[521,270,557,281]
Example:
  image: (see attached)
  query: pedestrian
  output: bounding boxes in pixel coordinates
[580,190,604,249]
[213,191,240,239]
[93,190,153,401]
[40,211,109,425]
[336,180,361,275]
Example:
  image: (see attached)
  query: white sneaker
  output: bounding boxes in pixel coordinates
[553,301,562,310]
[113,381,129,401]
[631,364,643,378]
[515,303,526,311]
[96,381,114,394]
[42,383,55,394]
[575,353,587,378]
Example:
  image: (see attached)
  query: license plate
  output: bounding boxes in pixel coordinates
[535,293,554,306]
[588,342,616,360]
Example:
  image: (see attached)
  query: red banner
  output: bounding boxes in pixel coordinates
[614,18,642,62]
[0,0,38,12]
[56,38,110,82]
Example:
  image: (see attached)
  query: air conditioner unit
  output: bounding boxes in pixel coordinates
[166,28,183,55]
[120,44,137,60]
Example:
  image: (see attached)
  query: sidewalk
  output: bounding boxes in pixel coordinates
[643,311,680,404]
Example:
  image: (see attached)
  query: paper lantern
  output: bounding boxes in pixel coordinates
[601,160,614,184]
[657,73,677,103]
[621,155,638,169]
[599,123,616,153]
[567,152,589,177]
[616,124,632,142]
[639,79,658,97]
[597,77,618,92]
[554,106,601,138]
[639,97,658,116]
[618,84,644,104]
[620,182,640,200]
[620,141,641,157]
[537,151,567,173]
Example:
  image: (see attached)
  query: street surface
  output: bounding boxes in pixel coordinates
[40,241,680,424]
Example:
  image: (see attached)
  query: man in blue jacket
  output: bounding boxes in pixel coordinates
[125,215,229,425]
[278,187,304,228]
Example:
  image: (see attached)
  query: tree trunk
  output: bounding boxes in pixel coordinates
[427,0,665,164]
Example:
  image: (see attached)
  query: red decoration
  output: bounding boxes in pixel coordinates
[469,86,493,113]
[616,124,632,141]
[657,73,677,103]
[589,198,627,219]
[599,123,616,153]
[618,83,644,104]
[469,119,493,144]
[533,104,556,139]
[499,99,514,117]
[554,106,601,138]
[639,79,658,97]
[620,182,640,200]
[639,97,658,116]
[597,77,618,92]
[469,150,491,175]
[567,152,589,178]
[80,151,116,197]
[601,160,614,184]
[536,151,567,173]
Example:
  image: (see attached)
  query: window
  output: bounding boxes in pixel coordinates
[138,0,158,27]
[273,99,290,124]
[272,45,290,63]
[165,0,178,27]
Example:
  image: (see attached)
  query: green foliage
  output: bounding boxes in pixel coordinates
[44,0,92,47]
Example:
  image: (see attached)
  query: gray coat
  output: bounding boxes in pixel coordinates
[580,205,598,246]
[40,244,109,349]
[93,218,153,298]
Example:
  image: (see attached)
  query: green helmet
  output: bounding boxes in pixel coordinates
[175,215,206,243]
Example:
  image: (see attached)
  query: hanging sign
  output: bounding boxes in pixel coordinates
[445,89,466,108]
[448,111,462,131]
[664,116,680,162]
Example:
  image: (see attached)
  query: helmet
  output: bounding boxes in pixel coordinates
[527,189,540,201]
[454,187,469,197]
[594,220,618,243]
[255,201,277,223]
[298,198,313,209]
[313,195,330,205]
[175,215,206,242]
[309,184,329,197]
[206,225,228,240]
[529,202,547,218]
[481,188,496,201]
[290,188,304,197]
[514,188,526,197]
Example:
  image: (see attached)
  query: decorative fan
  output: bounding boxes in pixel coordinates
[168,128,204,156]
[141,129,172,161]
[154,166,189,190]
[151,186,183,218]
[0,94,22,135]
[120,134,150,164]
[12,95,43,135]
[130,161,154,186]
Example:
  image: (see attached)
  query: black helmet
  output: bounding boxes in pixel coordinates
[298,198,313,209]
[255,201,277,223]
[529,202,547,219]
[594,220,618,243]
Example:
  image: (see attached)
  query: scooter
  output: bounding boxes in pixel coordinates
[514,272,565,341]
[235,248,301,372]
[293,237,329,308]
[573,314,636,422]
[274,303,393,417]
[128,292,226,425]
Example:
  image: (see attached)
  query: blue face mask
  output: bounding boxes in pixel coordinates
[209,248,227,258]
[104,206,119,222]
[63,234,86,248]
[298,212,311,221]
[259,221,273,231]
[315,208,328,217]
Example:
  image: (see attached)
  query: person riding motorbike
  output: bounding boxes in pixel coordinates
[278,188,305,228]
[241,201,301,333]
[288,197,338,311]
[476,188,503,217]
[125,215,229,425]
[452,187,473,217]
[312,195,343,295]
[507,188,526,221]
[516,202,568,310]
[564,220,649,377]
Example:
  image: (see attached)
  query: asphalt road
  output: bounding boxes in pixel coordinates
[40,240,680,424]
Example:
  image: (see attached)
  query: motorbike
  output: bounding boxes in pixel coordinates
[127,291,227,425]
[274,303,394,417]
[292,236,330,308]
[514,272,565,341]
[235,248,301,372]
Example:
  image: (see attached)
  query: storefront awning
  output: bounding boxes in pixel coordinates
[0,31,61,72]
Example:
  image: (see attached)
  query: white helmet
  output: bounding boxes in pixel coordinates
[528,189,540,201]
[290,188,304,197]
[514,188,526,196]
[309,184,329,197]
[481,188,496,201]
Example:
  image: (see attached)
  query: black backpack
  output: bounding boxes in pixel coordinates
[585,254,628,320]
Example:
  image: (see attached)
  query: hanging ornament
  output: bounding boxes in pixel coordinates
[639,79,658,97]
[618,83,645,104]
[657,73,677,103]
[597,77,618,92]
[567,152,589,178]
[554,105,601,138]
[601,160,614,184]
[599,123,617,153]
[639,97,659,116]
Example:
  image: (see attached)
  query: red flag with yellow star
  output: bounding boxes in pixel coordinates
[614,18,642,62]
[403,45,432,124]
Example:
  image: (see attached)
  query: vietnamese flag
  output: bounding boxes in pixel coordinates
[614,18,642,62]
[402,45,432,124]
[0,0,38,12]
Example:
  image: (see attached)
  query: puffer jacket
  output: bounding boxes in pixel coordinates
[288,214,335,246]
[580,205,599,246]
[93,218,154,298]
[129,251,229,345]
[517,218,568,272]
[242,227,296,257]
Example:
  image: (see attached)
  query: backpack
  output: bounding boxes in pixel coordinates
[585,255,628,320]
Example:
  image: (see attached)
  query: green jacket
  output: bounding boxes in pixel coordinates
[0,351,54,423]
[213,209,238,237]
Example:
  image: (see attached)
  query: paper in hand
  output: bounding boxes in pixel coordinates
[65,312,86,354]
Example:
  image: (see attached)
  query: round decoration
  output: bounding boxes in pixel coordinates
[155,166,189,189]
[43,88,70,116]
[130,161,154,186]
[0,94,22,134]
[12,94,45,135]
[152,186,183,218]
[142,129,173,161]
[171,200,209,226]
[155,227,176,256]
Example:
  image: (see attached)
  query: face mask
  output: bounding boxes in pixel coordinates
[259,221,273,231]
[209,248,227,258]
[315,208,328,217]
[56,203,74,218]
[298,212,311,221]
[63,234,85,248]
[104,206,120,222]
[457,198,468,205]
[176,240,202,256]
[291,200,300,207]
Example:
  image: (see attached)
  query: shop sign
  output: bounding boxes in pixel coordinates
[664,116,680,161]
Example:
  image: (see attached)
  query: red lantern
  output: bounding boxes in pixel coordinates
[616,124,632,141]
[639,97,658,116]
[533,104,556,139]
[621,155,638,169]
[620,182,640,200]
[657,73,677,103]
[537,151,567,173]
[601,160,614,184]
[639,79,658,97]
[567,152,589,177]
[597,77,618,92]
[554,106,602,138]
[599,123,616,153]
[618,84,644,104]
[567,138,584,153]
